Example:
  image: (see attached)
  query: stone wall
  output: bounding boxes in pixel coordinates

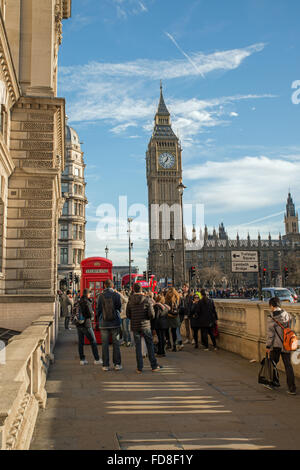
[0,309,59,450]
[0,296,56,332]
[212,300,300,377]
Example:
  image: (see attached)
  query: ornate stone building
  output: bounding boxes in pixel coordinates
[147,84,184,284]
[58,124,87,290]
[0,0,71,331]
[185,193,300,288]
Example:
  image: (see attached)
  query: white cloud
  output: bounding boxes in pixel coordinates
[110,0,149,18]
[59,43,271,147]
[184,155,300,213]
[60,43,265,82]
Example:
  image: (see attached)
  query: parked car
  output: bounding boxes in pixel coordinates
[286,287,298,302]
[251,287,296,303]
[292,287,300,302]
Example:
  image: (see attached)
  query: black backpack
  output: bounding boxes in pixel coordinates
[72,302,86,327]
[99,294,116,322]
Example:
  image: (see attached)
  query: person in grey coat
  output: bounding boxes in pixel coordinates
[266,297,296,394]
[61,290,73,330]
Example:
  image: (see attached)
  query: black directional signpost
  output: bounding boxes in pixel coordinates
[231,251,262,300]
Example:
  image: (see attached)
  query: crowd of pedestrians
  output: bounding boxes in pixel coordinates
[59,281,219,374]
[207,287,259,299]
[57,282,297,395]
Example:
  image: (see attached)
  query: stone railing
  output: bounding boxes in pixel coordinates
[0,302,60,450]
[213,300,300,377]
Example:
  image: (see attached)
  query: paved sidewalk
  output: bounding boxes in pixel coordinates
[30,322,300,450]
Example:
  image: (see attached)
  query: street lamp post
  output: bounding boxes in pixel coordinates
[178,182,187,285]
[105,245,109,259]
[128,218,133,291]
[167,233,176,287]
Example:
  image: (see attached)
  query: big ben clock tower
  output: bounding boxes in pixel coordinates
[146,83,183,284]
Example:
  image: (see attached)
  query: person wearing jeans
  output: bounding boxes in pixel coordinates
[97,279,122,371]
[127,283,162,373]
[101,328,121,368]
[119,290,131,346]
[133,329,157,371]
[77,326,100,363]
[77,289,101,365]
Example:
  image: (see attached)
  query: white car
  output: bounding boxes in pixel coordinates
[261,287,296,304]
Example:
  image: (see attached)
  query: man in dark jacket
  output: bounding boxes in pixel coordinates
[126,283,162,373]
[97,279,122,371]
[77,289,101,366]
[196,289,218,350]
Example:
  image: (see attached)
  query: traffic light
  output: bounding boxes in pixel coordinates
[69,272,73,282]
[190,266,196,279]
[263,268,267,280]
[74,274,79,284]
[284,267,289,280]
[143,271,147,279]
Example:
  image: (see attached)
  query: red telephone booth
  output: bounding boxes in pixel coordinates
[80,257,113,344]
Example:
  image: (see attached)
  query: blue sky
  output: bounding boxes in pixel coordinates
[58,0,300,270]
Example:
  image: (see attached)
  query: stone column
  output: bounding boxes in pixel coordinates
[5,96,65,296]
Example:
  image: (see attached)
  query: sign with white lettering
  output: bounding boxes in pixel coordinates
[231,251,258,262]
[232,261,259,273]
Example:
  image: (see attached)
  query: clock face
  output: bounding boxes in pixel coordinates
[159,152,175,169]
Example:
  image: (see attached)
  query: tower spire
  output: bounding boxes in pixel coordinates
[157,81,170,116]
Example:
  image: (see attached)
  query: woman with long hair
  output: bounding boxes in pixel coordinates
[153,294,170,357]
[165,288,181,352]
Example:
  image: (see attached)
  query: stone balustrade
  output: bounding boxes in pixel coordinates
[0,304,59,450]
[214,300,300,377]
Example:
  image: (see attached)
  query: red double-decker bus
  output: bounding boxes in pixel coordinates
[121,273,157,292]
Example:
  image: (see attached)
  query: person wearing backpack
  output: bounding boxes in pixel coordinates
[126,282,162,373]
[266,297,296,395]
[76,289,101,366]
[97,279,122,371]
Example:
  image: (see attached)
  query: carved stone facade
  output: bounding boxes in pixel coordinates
[147,85,184,284]
[0,1,71,325]
[185,193,300,288]
[58,124,87,290]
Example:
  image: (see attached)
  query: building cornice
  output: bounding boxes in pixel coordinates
[63,0,72,19]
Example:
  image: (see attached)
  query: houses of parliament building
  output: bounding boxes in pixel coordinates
[147,86,300,287]
[184,191,300,287]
